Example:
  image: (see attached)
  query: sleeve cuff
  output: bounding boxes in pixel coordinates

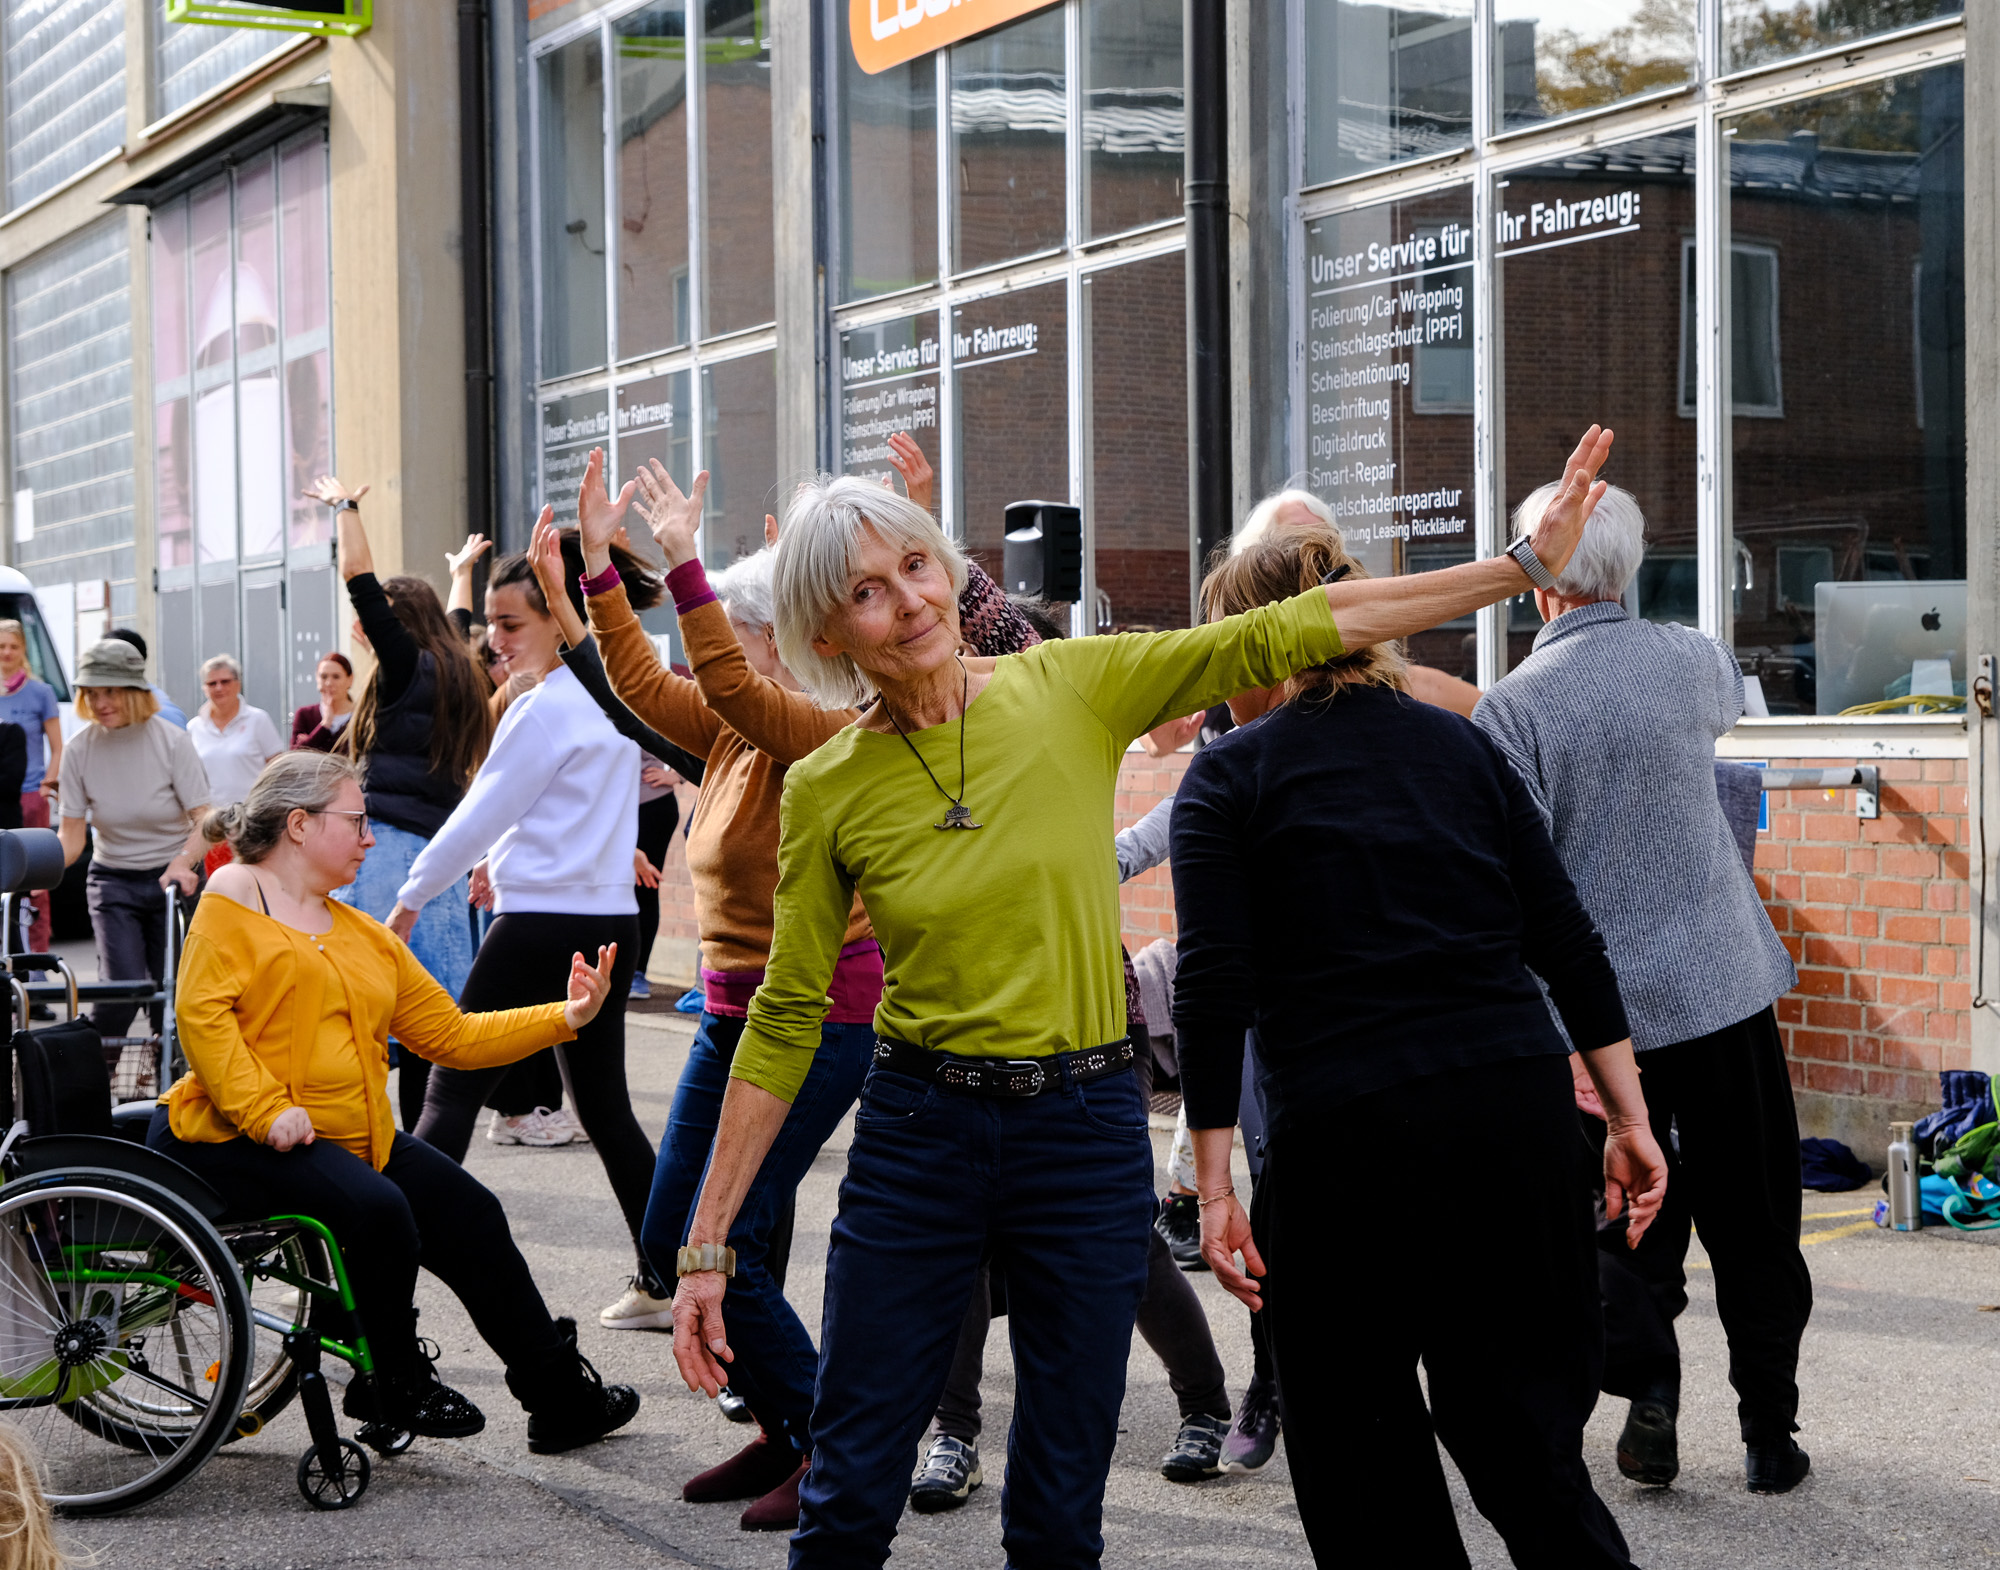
[580,563,622,598]
[1555,992,1632,1054]
[666,558,719,615]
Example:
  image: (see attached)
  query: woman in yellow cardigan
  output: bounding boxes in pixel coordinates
[146,750,640,1455]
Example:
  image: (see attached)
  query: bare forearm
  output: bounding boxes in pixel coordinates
[57,816,85,866]
[1579,1039,1649,1131]
[336,508,375,582]
[1190,1127,1237,1199]
[686,1078,792,1245]
[448,571,475,619]
[173,811,208,869]
[1325,557,1529,649]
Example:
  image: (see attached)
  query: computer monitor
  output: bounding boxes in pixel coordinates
[1812,579,1966,716]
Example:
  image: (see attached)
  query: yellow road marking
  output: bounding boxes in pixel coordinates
[1804,1207,1878,1220]
[1800,1221,1878,1246]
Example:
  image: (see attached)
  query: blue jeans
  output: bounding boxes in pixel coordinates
[335,818,475,999]
[639,1012,876,1454]
[793,1063,1154,1570]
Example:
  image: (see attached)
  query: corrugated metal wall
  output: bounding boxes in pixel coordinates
[2,0,124,211]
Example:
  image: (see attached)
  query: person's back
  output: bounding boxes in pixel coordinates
[1473,605,1794,1047]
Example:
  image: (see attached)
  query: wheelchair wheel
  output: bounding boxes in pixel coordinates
[0,1168,252,1515]
[227,1224,335,1441]
[297,1437,370,1510]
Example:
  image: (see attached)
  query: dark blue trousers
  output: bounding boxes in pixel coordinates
[639,1011,875,1454]
[792,1063,1154,1570]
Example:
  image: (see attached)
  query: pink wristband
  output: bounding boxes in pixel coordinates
[666,558,718,615]
[579,562,621,597]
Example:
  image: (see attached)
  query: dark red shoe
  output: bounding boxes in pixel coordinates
[740,1459,807,1531]
[683,1432,803,1503]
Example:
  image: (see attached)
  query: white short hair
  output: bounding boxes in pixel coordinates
[1232,488,1335,556]
[1511,483,1646,600]
[710,546,777,635]
[772,475,968,709]
[201,653,241,681]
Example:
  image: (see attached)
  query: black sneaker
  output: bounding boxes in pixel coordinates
[1160,1413,1227,1482]
[909,1434,981,1513]
[508,1317,642,1455]
[1745,1439,1810,1495]
[344,1338,485,1439]
[1222,1377,1280,1473]
[1615,1399,1678,1487]
[1155,1193,1207,1272]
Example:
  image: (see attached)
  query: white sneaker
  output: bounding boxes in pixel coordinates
[486,1107,574,1147]
[600,1274,674,1331]
[541,1106,590,1145]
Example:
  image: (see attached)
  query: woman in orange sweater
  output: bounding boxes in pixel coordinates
[146,751,640,1455]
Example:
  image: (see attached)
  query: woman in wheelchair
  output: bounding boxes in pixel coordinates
[144,751,643,1454]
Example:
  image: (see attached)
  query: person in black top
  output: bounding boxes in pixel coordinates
[1171,525,1668,1570]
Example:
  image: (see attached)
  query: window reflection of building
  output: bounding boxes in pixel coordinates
[1303,3,1474,186]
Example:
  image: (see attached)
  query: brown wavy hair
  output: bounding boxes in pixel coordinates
[489,528,664,620]
[1198,525,1410,701]
[340,575,493,789]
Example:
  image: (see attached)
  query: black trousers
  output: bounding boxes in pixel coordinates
[147,1110,561,1375]
[1262,1055,1632,1570]
[85,865,169,1039]
[413,911,655,1273]
[488,1048,566,1119]
[1591,1005,1812,1445]
[634,792,680,976]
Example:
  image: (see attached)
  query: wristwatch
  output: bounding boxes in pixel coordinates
[1506,535,1558,591]
[676,1242,737,1278]
[333,498,360,513]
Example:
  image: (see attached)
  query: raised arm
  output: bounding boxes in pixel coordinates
[390,936,614,1068]
[447,532,493,620]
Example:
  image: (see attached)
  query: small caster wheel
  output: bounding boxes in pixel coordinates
[297,1438,371,1510]
[358,1421,414,1457]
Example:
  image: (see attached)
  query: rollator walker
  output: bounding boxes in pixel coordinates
[0,829,410,1513]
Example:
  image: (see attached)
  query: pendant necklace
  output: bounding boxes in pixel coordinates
[882,656,982,830]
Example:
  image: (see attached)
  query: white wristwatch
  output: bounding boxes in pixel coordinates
[1507,536,1558,591]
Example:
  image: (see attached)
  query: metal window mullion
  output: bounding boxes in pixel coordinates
[935,45,952,292]
[227,166,243,568]
[1471,0,1503,686]
[935,47,954,538]
[686,0,705,352]
[602,17,622,486]
[528,49,546,513]
[1695,0,1729,644]
[1065,0,1089,634]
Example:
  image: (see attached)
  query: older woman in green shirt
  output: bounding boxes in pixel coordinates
[673,429,1618,1567]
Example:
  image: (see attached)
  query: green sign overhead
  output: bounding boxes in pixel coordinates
[165,0,370,38]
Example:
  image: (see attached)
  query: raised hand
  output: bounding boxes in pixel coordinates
[563,943,619,1031]
[632,459,708,568]
[577,447,638,576]
[302,475,369,509]
[885,432,935,512]
[447,532,493,579]
[1525,425,1614,581]
[529,508,589,649]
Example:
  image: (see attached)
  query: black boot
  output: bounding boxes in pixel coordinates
[1615,1399,1679,1486]
[1154,1192,1207,1272]
[1745,1438,1810,1495]
[505,1317,641,1455]
[344,1336,485,1439]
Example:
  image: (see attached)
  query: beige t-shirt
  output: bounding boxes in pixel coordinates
[59,717,211,870]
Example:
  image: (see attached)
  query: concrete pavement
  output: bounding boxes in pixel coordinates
[58,1009,2000,1567]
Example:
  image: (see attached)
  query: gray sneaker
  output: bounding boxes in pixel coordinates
[1160,1413,1228,1482]
[1222,1378,1280,1473]
[909,1434,981,1513]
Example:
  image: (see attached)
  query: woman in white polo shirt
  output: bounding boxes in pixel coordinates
[188,654,284,808]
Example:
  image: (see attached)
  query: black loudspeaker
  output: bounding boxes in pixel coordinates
[1002,501,1083,602]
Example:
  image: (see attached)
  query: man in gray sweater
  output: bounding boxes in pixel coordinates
[1473,485,1809,1498]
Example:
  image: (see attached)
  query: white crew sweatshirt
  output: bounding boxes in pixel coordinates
[398,663,640,917]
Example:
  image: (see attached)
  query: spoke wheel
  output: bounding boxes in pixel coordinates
[297,1438,370,1510]
[227,1226,334,1442]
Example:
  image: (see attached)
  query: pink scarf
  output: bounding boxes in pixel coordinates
[1,670,26,696]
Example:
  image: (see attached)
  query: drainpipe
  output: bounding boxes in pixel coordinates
[460,0,494,547]
[1185,0,1231,612]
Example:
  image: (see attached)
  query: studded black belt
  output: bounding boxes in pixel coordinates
[871,1035,1135,1098]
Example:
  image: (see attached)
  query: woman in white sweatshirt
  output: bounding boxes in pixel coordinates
[390,545,656,1324]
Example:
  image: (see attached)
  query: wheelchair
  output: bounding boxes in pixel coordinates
[0,831,409,1514]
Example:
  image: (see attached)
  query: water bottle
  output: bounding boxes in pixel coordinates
[1886,1121,1921,1232]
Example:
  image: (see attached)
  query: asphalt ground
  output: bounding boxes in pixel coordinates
[47,1005,2000,1568]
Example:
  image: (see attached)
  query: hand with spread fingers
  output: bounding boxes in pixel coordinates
[632,459,709,569]
[885,432,934,512]
[563,943,619,1031]
[576,446,640,577]
[1524,424,1614,580]
[528,508,590,650]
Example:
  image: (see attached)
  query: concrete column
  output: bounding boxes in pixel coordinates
[327,3,467,592]
[1966,4,2000,1078]
[770,0,821,487]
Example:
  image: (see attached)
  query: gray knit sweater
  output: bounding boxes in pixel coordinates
[1472,602,1795,1051]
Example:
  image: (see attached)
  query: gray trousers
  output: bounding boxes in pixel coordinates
[85,865,168,1039]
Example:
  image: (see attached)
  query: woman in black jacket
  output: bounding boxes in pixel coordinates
[1172,525,1668,1570]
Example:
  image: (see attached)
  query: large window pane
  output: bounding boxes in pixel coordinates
[1725,0,1960,76]
[1495,1,1694,133]
[540,389,610,528]
[235,156,283,562]
[1304,3,1473,187]
[615,4,690,358]
[953,281,1068,586]
[191,179,236,566]
[702,351,776,568]
[153,200,192,571]
[952,8,1066,272]
[280,135,331,551]
[540,35,608,379]
[1087,253,1187,633]
[617,369,692,494]
[1726,66,1965,716]
[3,0,123,211]
[838,3,937,302]
[702,0,775,336]
[1499,131,1695,666]
[839,314,940,490]
[1081,0,1182,240]
[1303,190,1476,679]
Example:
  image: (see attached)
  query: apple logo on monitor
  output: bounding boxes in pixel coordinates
[1923,607,1943,632]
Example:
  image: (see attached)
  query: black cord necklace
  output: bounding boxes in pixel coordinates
[881,655,982,830]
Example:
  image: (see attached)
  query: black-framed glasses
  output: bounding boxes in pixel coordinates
[310,810,369,838]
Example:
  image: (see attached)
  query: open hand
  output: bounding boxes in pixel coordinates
[641,764,680,790]
[1199,1193,1265,1311]
[528,508,567,611]
[267,1105,315,1152]
[386,902,419,943]
[563,944,619,1030]
[634,850,661,889]
[447,532,493,579]
[886,433,934,512]
[633,460,708,568]
[302,475,368,509]
[577,448,637,571]
[1525,426,1614,582]
[1603,1119,1669,1248]
[671,1268,734,1396]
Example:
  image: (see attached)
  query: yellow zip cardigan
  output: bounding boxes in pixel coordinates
[165,895,572,1170]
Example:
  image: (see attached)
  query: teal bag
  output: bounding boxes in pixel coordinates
[1942,1172,2000,1232]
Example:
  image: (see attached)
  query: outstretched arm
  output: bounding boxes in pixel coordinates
[305,475,374,583]
[447,533,493,619]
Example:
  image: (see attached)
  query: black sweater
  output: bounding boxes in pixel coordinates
[1170,684,1629,1133]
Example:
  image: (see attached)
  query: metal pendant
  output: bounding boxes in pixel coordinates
[935,802,982,831]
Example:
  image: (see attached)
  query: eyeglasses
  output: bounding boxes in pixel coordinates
[310,810,369,838]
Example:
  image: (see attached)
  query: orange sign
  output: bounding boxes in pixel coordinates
[850,0,1063,74]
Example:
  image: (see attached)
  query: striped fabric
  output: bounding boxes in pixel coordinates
[1472,601,1796,1052]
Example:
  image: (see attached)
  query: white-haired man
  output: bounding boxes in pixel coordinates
[1473,485,1809,1496]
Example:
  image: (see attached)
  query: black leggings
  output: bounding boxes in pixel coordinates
[489,1048,566,1119]
[414,912,653,1273]
[147,1110,561,1376]
[634,792,680,976]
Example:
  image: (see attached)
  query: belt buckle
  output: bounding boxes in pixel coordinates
[999,1060,1047,1096]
